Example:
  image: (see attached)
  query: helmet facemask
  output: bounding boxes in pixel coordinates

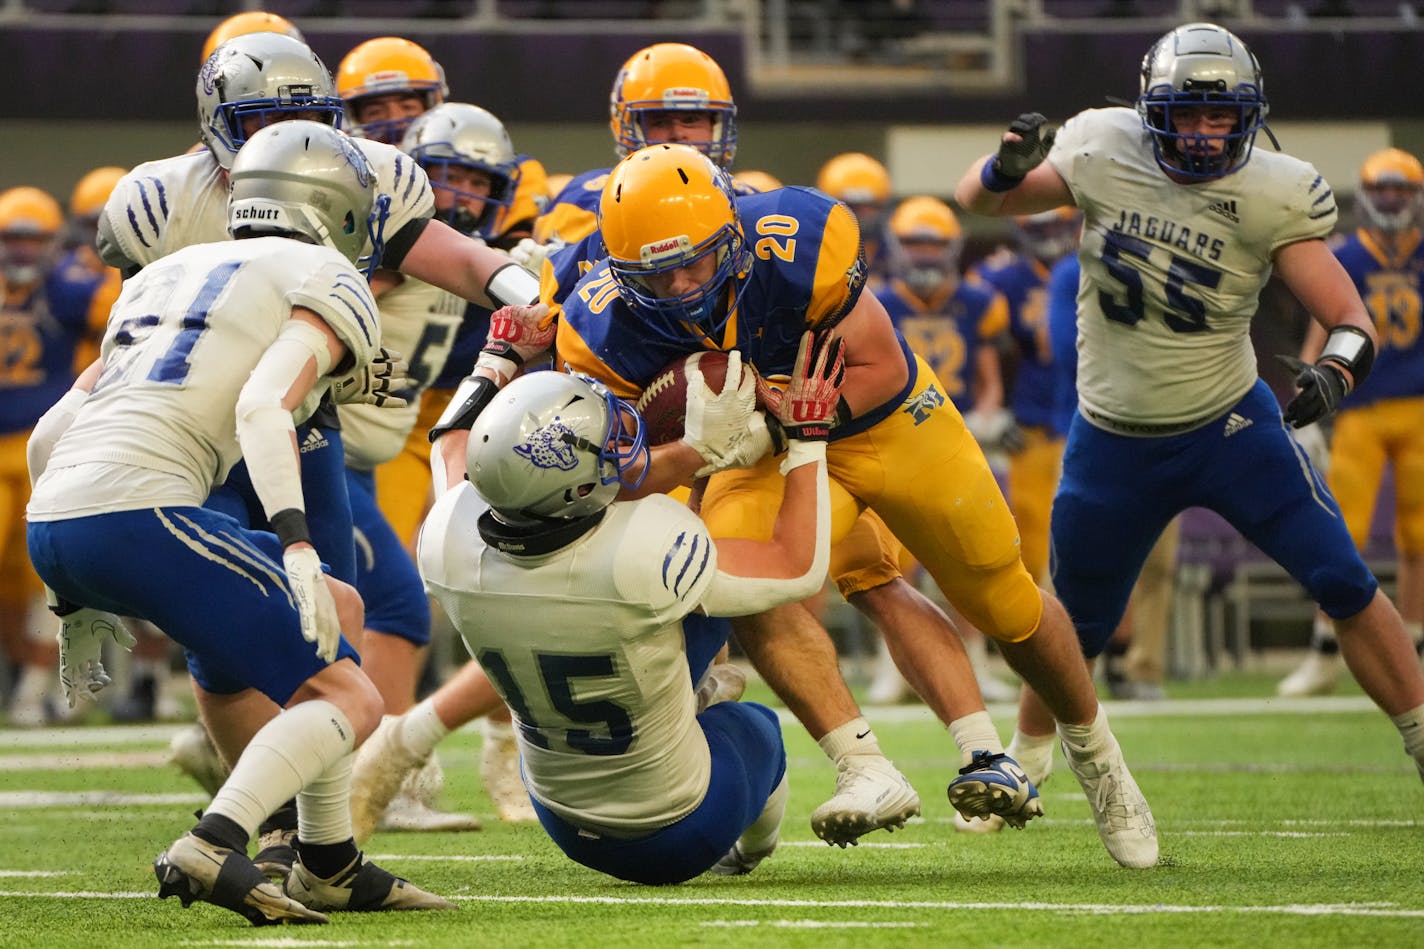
[607,223,751,346]
[468,373,649,527]
[1136,24,1269,180]
[197,33,345,170]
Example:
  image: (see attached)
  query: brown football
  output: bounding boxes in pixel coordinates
[636,351,734,445]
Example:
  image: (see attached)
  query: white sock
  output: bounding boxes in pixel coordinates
[297,752,355,845]
[483,717,516,742]
[948,711,1004,767]
[817,717,882,764]
[398,698,450,760]
[1057,704,1113,763]
[207,700,356,838]
[1006,728,1056,785]
[739,773,788,855]
[1390,703,1424,770]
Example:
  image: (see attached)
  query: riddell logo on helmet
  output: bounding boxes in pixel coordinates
[661,88,711,106]
[641,236,689,260]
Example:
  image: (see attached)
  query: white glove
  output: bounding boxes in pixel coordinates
[330,347,411,408]
[682,350,758,468]
[283,546,341,663]
[57,607,136,708]
[693,411,774,478]
[964,408,1024,453]
[507,236,554,275]
[1294,421,1331,474]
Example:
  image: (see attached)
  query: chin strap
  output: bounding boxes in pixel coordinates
[477,507,606,556]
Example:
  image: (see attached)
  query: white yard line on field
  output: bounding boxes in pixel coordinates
[5,890,1422,919]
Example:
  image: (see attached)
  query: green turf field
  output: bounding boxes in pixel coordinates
[2,675,1422,948]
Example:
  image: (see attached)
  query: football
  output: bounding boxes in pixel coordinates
[636,350,734,444]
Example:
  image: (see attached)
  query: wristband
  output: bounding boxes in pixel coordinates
[475,348,522,384]
[428,374,499,442]
[980,157,1025,193]
[485,261,541,309]
[779,439,827,476]
[269,508,313,549]
[1317,325,1376,389]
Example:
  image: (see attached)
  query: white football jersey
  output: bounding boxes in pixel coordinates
[340,276,465,470]
[99,139,434,273]
[1048,107,1337,430]
[418,484,719,837]
[28,238,379,518]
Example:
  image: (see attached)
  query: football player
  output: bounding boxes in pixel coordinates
[413,339,839,883]
[533,41,740,250]
[816,152,895,289]
[1278,147,1424,696]
[200,9,303,63]
[27,122,451,923]
[956,22,1424,799]
[540,144,1156,862]
[0,186,111,727]
[97,30,540,864]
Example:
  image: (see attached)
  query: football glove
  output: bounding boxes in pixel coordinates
[1276,354,1350,428]
[507,236,558,276]
[770,329,847,443]
[481,302,557,383]
[964,408,1026,454]
[330,347,410,408]
[283,546,340,663]
[683,349,761,469]
[57,607,136,708]
[996,112,1057,180]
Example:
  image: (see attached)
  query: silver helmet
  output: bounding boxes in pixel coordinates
[400,102,521,240]
[197,32,345,170]
[467,372,648,525]
[1136,22,1268,179]
[227,121,384,269]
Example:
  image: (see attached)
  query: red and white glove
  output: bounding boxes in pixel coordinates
[479,303,557,383]
[773,329,846,442]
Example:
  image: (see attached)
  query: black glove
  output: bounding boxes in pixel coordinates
[1275,354,1349,428]
[996,113,1057,180]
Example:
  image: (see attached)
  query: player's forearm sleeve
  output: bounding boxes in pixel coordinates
[235,320,333,520]
[697,454,830,617]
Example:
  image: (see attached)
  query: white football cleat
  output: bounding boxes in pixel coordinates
[1276,651,1343,697]
[167,723,228,797]
[285,853,455,912]
[481,720,537,823]
[155,832,327,926]
[350,716,427,844]
[378,790,482,834]
[810,754,921,848]
[709,841,776,876]
[1062,739,1158,869]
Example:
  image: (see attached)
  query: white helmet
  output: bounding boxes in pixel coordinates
[401,102,522,240]
[228,121,385,270]
[467,372,648,526]
[197,32,345,170]
[1136,22,1268,179]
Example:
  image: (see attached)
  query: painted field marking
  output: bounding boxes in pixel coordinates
[0,791,206,808]
[0,751,170,772]
[5,890,1422,920]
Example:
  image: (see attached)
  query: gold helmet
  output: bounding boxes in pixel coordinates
[816,152,891,205]
[69,166,127,219]
[732,170,783,193]
[1357,147,1424,234]
[817,152,892,236]
[0,186,64,285]
[1012,206,1082,264]
[68,166,128,253]
[337,37,447,144]
[598,144,750,343]
[608,43,737,168]
[201,10,304,64]
[886,195,963,298]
